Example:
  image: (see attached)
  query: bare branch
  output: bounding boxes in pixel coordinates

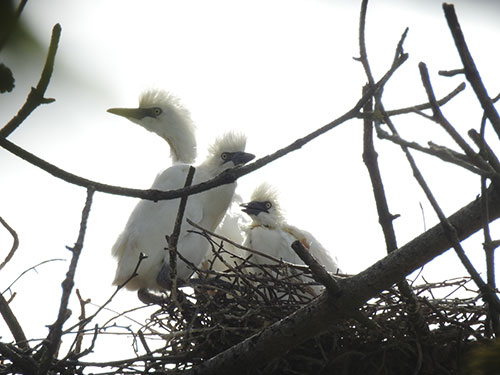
[158,166,196,298]
[37,188,95,374]
[185,186,500,375]
[383,82,466,117]
[0,24,61,138]
[0,292,28,349]
[0,215,19,271]
[290,241,341,296]
[443,3,500,141]
[0,53,407,204]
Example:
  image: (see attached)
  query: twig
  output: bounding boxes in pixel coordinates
[443,3,500,141]
[186,218,309,271]
[438,68,465,77]
[418,62,493,175]
[290,241,341,296]
[382,82,466,117]
[2,258,66,294]
[468,129,500,173]
[0,54,406,204]
[0,215,19,271]
[37,187,95,374]
[376,126,494,177]
[161,166,196,300]
[63,252,148,335]
[0,24,61,138]
[0,292,29,349]
[73,289,91,355]
[184,186,500,375]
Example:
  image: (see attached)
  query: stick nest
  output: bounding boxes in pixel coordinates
[138,238,489,375]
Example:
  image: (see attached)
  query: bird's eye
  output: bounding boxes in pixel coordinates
[221,152,228,161]
[152,107,162,116]
[265,202,272,210]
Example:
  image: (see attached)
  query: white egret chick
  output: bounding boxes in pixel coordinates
[241,183,341,294]
[107,89,196,164]
[112,132,254,293]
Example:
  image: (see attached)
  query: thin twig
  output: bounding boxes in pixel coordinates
[0,24,61,138]
[186,218,309,271]
[376,126,494,177]
[382,82,466,117]
[63,252,148,335]
[37,187,95,374]
[2,258,66,294]
[163,166,196,301]
[418,62,493,175]
[0,215,19,271]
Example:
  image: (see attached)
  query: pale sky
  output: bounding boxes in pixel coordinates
[1,0,500,364]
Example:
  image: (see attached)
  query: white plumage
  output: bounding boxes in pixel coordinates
[112,132,254,291]
[107,89,197,164]
[241,183,341,294]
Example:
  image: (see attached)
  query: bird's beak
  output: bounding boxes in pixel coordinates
[240,201,267,216]
[107,107,146,120]
[228,151,255,166]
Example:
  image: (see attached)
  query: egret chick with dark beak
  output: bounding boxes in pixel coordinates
[241,183,341,295]
[112,132,254,296]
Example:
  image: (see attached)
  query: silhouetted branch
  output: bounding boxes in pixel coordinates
[376,127,495,177]
[443,3,500,141]
[358,0,427,336]
[0,292,28,349]
[418,62,493,175]
[0,215,19,271]
[0,24,61,138]
[186,186,500,375]
[160,166,196,299]
[37,188,94,374]
[382,82,466,117]
[290,240,341,295]
[0,49,406,205]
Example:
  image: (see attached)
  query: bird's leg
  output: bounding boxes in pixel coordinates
[156,263,173,289]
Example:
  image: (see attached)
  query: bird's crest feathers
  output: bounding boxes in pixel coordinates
[208,131,247,156]
[250,183,285,224]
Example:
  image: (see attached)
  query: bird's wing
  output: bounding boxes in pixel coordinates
[283,224,342,274]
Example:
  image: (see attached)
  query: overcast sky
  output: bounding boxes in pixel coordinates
[1,0,500,363]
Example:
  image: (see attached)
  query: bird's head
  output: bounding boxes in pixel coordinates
[107,89,197,163]
[203,132,255,173]
[241,183,285,226]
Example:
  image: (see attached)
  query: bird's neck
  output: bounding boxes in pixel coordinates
[159,112,197,164]
[249,222,277,230]
[165,133,196,164]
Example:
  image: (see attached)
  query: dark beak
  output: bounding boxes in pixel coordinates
[107,107,146,120]
[240,201,268,216]
[228,151,255,166]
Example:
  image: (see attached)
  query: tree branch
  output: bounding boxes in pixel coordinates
[0,292,29,349]
[186,187,500,375]
[0,215,19,272]
[443,3,500,141]
[0,24,61,138]
[0,56,406,204]
[37,188,94,374]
